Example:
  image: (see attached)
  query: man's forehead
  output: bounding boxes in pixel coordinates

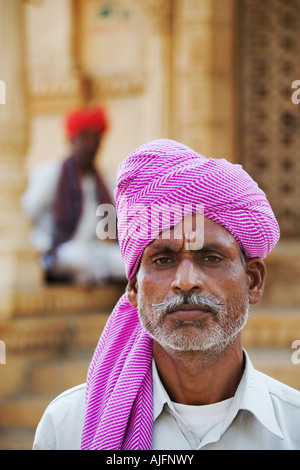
[147,216,239,253]
[155,213,205,251]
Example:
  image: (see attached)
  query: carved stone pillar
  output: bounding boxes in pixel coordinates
[25,0,85,114]
[171,0,237,161]
[0,0,42,318]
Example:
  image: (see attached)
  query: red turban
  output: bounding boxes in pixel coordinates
[65,106,108,139]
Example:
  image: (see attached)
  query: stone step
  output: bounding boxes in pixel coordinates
[0,394,53,430]
[243,306,300,348]
[0,312,108,399]
[247,348,300,390]
[263,241,300,306]
[0,429,35,450]
[3,282,126,318]
[0,312,109,355]
[29,355,90,395]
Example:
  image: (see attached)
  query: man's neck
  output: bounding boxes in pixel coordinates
[152,337,244,406]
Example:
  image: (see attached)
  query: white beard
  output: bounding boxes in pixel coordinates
[137,291,249,354]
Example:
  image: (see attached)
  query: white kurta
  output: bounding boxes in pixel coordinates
[22,159,125,284]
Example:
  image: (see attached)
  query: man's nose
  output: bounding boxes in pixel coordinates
[171,258,204,294]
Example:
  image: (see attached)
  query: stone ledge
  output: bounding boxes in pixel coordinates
[263,241,300,306]
[0,394,53,430]
[243,306,300,348]
[0,312,110,354]
[0,429,35,450]
[0,305,299,355]
[247,348,300,390]
[0,282,125,319]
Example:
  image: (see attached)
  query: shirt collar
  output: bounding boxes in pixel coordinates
[152,358,173,421]
[232,350,284,439]
[152,350,284,440]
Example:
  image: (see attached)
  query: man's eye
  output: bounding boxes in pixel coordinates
[203,255,222,263]
[153,257,173,265]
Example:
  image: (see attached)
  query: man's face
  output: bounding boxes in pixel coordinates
[71,129,101,171]
[127,216,265,354]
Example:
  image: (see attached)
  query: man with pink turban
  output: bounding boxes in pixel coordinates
[33,139,300,450]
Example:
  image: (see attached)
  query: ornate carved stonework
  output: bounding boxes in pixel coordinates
[171,0,236,160]
[29,75,85,113]
[92,73,146,98]
[239,0,300,238]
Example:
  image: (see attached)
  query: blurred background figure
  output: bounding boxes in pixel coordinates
[22,106,125,286]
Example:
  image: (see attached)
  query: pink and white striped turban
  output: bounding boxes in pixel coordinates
[116,138,280,278]
[81,139,279,450]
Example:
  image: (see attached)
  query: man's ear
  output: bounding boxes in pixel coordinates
[246,258,266,305]
[126,275,138,308]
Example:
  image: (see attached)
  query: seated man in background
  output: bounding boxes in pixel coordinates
[22,105,125,285]
[33,139,300,450]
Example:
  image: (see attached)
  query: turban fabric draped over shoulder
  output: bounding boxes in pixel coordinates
[80,139,280,450]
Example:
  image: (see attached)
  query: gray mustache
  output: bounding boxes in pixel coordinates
[152,292,225,316]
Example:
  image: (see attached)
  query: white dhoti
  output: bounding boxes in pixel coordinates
[53,239,126,285]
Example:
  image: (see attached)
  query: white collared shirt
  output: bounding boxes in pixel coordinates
[33,351,300,450]
[151,351,300,449]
